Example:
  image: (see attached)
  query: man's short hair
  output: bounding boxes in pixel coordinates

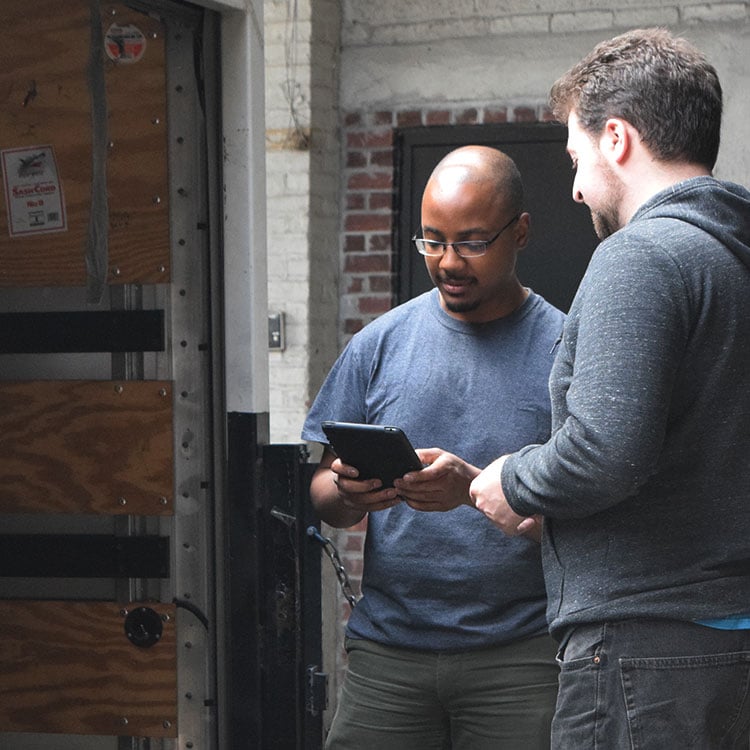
[549,27,722,169]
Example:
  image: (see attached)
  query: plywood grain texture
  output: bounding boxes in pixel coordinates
[0,0,170,286]
[0,380,174,515]
[0,600,177,737]
[105,3,170,284]
[0,0,92,285]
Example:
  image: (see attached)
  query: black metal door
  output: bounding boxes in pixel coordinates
[223,432,325,749]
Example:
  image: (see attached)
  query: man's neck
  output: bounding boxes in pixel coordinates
[621,159,712,226]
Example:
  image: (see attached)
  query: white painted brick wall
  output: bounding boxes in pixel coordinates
[614,5,680,26]
[344,0,750,45]
[683,2,749,22]
[265,0,341,446]
[338,2,750,187]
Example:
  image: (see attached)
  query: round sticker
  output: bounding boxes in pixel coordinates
[104,23,147,64]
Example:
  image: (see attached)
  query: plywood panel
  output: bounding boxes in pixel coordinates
[0,0,170,286]
[0,0,92,285]
[105,3,170,284]
[0,380,174,515]
[0,600,177,737]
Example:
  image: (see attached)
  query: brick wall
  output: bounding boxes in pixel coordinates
[342,0,749,46]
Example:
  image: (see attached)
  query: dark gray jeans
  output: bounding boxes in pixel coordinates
[552,619,750,749]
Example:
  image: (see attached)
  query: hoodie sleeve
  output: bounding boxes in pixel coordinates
[502,233,692,519]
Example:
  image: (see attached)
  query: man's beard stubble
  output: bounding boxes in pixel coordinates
[590,160,624,240]
[591,208,619,240]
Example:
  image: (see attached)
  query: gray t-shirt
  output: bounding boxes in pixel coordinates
[303,289,565,650]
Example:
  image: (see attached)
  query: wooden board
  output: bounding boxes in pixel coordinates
[0,0,91,285]
[0,0,169,286]
[0,380,174,515]
[105,3,170,284]
[0,600,177,737]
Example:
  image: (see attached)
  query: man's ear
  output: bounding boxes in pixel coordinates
[514,212,531,249]
[601,118,631,164]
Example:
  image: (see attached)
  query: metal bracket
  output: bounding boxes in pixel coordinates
[305,665,328,717]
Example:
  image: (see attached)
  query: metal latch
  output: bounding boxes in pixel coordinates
[306,664,328,716]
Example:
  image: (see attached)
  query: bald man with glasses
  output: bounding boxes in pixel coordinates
[302,145,564,749]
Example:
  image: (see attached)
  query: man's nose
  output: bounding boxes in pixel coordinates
[439,244,468,269]
[572,175,584,203]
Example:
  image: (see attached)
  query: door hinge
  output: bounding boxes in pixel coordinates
[305,664,328,716]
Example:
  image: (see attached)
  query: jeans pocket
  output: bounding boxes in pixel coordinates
[619,651,750,750]
[557,623,605,666]
[552,626,607,749]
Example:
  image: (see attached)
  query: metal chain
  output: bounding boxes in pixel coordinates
[307,526,358,608]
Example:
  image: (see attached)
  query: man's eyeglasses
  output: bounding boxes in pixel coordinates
[412,213,521,258]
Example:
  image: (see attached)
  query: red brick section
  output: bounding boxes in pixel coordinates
[334,103,548,640]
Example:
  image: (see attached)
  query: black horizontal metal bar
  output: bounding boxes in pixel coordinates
[0,534,170,578]
[0,310,165,353]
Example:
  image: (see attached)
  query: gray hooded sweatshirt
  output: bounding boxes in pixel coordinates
[502,176,750,639]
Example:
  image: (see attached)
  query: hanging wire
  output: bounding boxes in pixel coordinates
[282,0,310,149]
[307,526,358,608]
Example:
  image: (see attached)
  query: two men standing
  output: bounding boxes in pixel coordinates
[306,26,750,750]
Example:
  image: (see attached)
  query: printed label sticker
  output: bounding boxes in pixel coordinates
[105,23,147,63]
[1,146,67,237]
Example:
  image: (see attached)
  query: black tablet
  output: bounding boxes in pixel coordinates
[321,421,423,488]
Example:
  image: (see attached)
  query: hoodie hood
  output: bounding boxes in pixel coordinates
[632,176,750,272]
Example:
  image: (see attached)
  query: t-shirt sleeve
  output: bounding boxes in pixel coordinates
[300,338,370,445]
